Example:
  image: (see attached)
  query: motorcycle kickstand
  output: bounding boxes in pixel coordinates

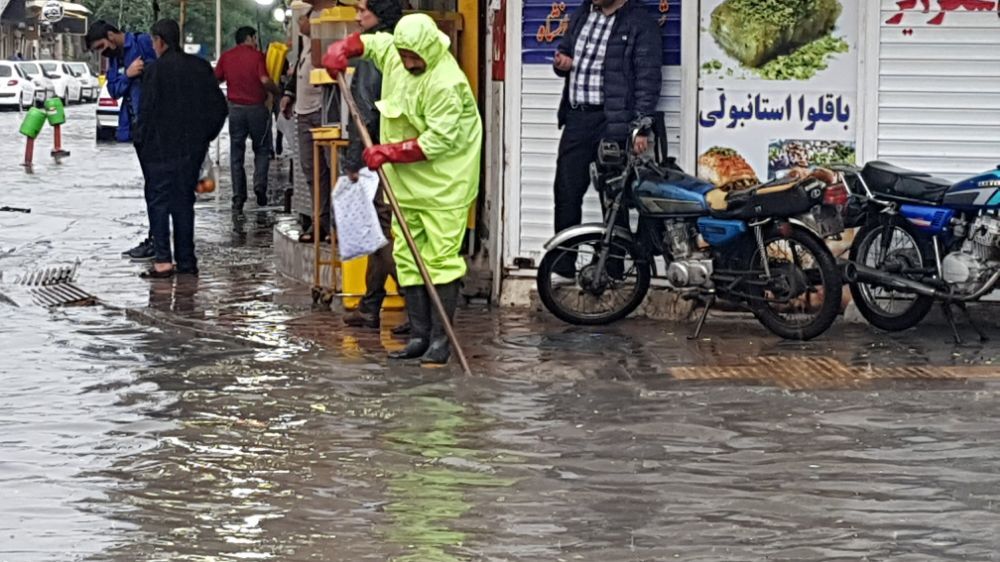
[940,302,964,345]
[688,294,717,340]
[955,301,988,343]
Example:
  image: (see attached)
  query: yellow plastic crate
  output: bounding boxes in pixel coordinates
[341,255,405,311]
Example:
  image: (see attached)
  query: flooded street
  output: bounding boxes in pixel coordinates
[3,106,1000,561]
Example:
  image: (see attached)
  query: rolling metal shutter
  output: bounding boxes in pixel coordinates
[875,0,1000,181]
[513,0,683,266]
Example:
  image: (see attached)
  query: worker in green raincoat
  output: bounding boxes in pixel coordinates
[324,13,482,365]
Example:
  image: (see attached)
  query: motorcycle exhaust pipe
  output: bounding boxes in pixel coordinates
[843,262,1000,302]
[842,262,942,298]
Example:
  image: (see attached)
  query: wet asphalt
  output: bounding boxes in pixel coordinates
[2,105,1000,561]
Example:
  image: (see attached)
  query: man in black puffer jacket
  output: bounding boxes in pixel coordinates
[550,0,662,276]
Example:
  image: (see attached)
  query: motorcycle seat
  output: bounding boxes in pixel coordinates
[705,177,820,219]
[862,161,951,203]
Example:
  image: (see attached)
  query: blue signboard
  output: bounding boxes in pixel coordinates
[521,0,681,65]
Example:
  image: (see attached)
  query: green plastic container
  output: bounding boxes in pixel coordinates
[44,97,66,126]
[20,107,47,139]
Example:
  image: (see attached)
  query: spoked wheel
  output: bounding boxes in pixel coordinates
[848,223,935,331]
[537,231,651,325]
[744,226,842,340]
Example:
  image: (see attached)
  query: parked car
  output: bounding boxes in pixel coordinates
[15,62,56,105]
[0,61,39,110]
[95,81,120,141]
[37,60,82,104]
[65,62,99,103]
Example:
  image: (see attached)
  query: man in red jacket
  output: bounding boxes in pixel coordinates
[215,26,280,214]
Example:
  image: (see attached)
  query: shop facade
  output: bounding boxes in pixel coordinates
[487,0,1000,304]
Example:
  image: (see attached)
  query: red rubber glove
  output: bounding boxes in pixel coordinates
[322,32,364,78]
[363,139,427,170]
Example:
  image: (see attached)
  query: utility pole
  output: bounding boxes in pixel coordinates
[179,0,187,38]
[216,0,222,59]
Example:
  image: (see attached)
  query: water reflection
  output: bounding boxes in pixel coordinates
[382,393,513,561]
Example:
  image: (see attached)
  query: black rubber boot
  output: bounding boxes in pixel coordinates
[388,286,431,359]
[421,281,461,365]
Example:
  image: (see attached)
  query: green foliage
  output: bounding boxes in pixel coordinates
[81,0,288,59]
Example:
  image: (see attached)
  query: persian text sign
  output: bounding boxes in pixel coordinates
[521,0,681,65]
[696,0,860,181]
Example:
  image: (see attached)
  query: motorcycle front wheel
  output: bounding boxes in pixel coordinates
[743,226,843,340]
[537,231,651,325]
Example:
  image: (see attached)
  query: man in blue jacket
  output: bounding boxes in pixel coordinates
[87,20,158,260]
[549,0,662,279]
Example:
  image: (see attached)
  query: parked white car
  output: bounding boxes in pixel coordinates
[65,62,99,103]
[38,60,83,104]
[0,61,39,110]
[14,62,56,105]
[95,82,121,141]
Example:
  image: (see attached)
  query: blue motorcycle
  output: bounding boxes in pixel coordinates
[536,130,849,340]
[839,162,1000,342]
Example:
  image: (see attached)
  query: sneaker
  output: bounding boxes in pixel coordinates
[256,191,269,207]
[123,238,154,261]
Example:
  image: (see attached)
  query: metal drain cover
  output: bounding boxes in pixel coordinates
[0,264,96,308]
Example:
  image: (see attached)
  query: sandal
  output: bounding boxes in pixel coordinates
[140,267,175,279]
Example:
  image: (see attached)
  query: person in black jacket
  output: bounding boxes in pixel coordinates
[340,0,405,331]
[550,0,662,277]
[137,19,229,278]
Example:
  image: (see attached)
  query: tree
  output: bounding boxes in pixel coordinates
[81,0,288,59]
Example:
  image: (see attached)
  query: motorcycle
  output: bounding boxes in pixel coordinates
[837,161,1000,343]
[536,126,849,340]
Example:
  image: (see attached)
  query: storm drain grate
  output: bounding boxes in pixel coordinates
[669,356,1000,390]
[1,264,97,308]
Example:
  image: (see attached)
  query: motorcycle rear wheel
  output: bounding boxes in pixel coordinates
[848,222,935,332]
[744,226,842,341]
[537,231,651,325]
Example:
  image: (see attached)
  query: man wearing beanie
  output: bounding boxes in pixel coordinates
[340,0,408,333]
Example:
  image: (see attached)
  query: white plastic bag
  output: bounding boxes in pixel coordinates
[332,168,389,261]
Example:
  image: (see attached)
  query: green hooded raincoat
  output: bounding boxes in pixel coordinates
[361,14,482,287]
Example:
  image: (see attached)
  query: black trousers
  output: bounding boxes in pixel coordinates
[554,109,607,234]
[359,186,398,314]
[145,153,202,269]
[135,145,154,241]
[553,109,628,276]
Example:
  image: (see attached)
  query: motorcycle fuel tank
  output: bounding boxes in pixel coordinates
[634,170,715,216]
[942,169,1000,210]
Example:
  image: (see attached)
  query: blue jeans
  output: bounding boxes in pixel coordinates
[228,102,270,207]
[144,153,202,270]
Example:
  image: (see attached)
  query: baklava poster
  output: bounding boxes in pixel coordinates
[698,0,860,85]
[696,0,861,185]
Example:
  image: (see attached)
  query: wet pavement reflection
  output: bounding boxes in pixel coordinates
[3,107,1000,561]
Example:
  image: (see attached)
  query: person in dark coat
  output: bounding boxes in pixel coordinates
[136,19,228,278]
[549,0,662,278]
[86,20,158,261]
[340,0,407,332]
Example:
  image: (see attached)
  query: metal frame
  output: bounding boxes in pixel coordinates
[311,137,348,301]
